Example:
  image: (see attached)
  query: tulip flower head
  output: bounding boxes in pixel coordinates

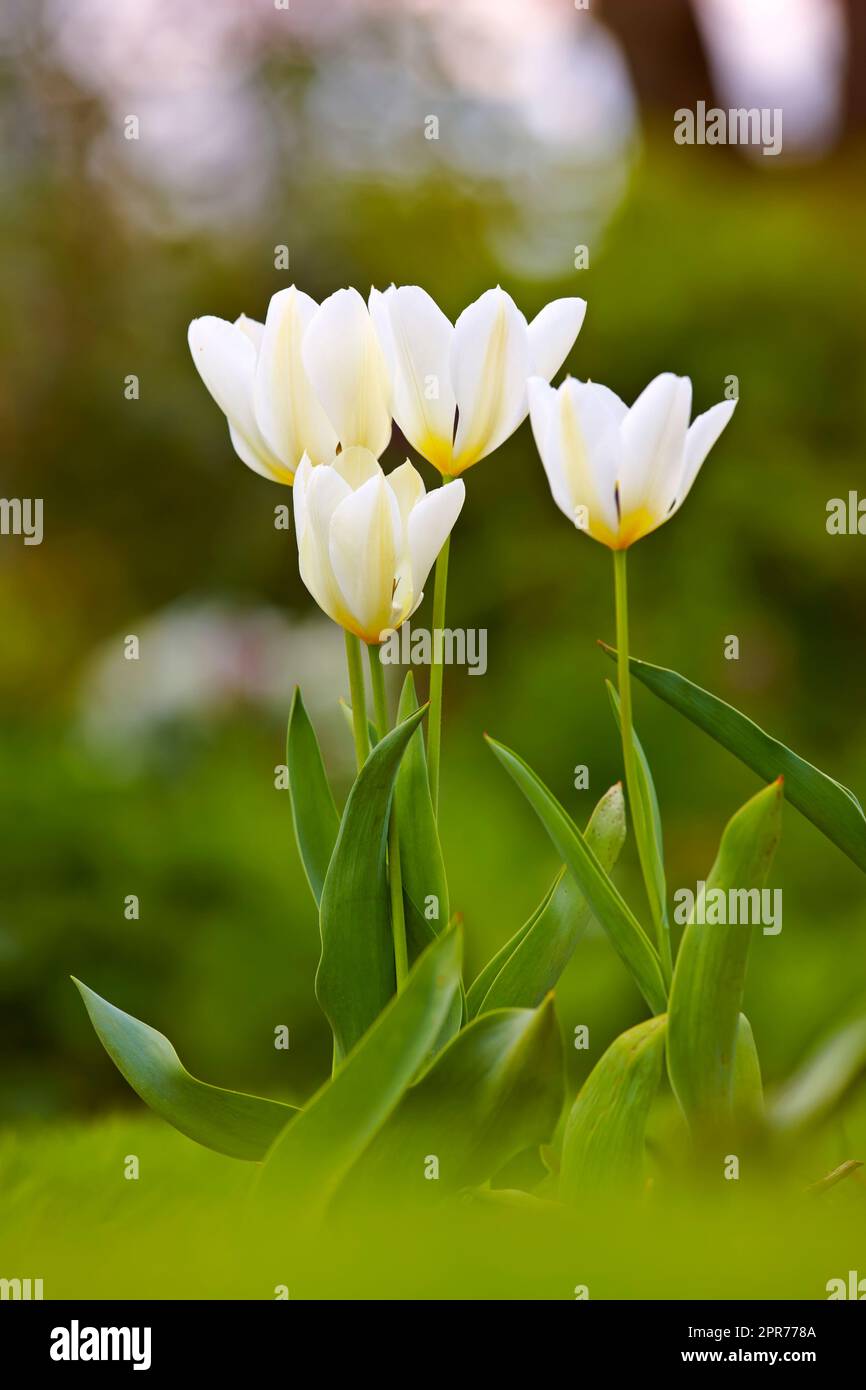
[293,448,465,645]
[371,285,586,476]
[188,286,391,485]
[528,372,736,549]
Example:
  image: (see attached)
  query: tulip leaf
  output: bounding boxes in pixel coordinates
[733,1013,765,1125]
[395,672,450,956]
[466,878,554,1019]
[559,1015,666,1202]
[342,996,563,1201]
[484,735,667,1015]
[601,644,866,875]
[466,784,626,1016]
[395,671,461,1046]
[605,680,668,938]
[317,703,427,1063]
[768,1013,866,1134]
[72,978,295,1161]
[666,781,783,1132]
[287,688,340,907]
[338,698,379,751]
[258,926,463,1214]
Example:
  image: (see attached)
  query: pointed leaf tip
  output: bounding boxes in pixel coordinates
[72,978,295,1160]
[603,648,866,874]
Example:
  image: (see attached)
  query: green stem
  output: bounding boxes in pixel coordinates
[613,549,673,985]
[427,477,452,816]
[344,631,370,773]
[368,644,409,991]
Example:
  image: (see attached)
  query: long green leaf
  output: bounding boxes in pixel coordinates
[467,784,626,1015]
[317,703,427,1062]
[484,735,666,1015]
[769,1013,866,1133]
[287,688,339,906]
[606,680,667,933]
[395,671,461,1046]
[258,926,463,1214]
[395,672,450,955]
[559,1014,666,1202]
[338,698,379,750]
[73,978,295,1161]
[466,880,554,1017]
[601,644,866,875]
[733,1013,765,1125]
[667,780,783,1132]
[342,996,562,1201]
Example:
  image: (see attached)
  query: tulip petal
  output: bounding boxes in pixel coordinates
[328,473,403,642]
[407,478,466,597]
[528,378,567,512]
[254,287,339,471]
[292,452,314,542]
[618,373,692,539]
[332,444,381,491]
[531,378,621,545]
[296,462,353,630]
[303,287,392,458]
[386,458,426,530]
[676,398,737,506]
[188,316,292,483]
[450,287,531,473]
[371,285,457,472]
[235,314,264,350]
[528,297,587,381]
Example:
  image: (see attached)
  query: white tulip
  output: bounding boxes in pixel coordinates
[302,287,392,461]
[528,372,736,549]
[370,284,586,476]
[188,285,390,485]
[293,448,465,645]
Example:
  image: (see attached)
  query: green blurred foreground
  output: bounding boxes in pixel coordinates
[2,1115,865,1300]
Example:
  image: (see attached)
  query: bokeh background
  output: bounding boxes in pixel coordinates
[2,0,866,1133]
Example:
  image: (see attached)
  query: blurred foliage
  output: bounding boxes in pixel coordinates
[1,26,866,1148]
[2,1113,866,1298]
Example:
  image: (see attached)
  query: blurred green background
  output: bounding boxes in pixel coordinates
[2,0,866,1145]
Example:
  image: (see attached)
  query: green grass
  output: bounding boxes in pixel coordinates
[3,1114,866,1300]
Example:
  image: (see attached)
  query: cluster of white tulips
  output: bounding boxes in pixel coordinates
[187,284,591,646]
[189,283,735,604]
[189,281,736,960]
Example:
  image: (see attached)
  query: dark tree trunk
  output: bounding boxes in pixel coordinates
[599,0,718,113]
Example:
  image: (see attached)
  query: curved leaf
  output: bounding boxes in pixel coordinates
[342,996,563,1201]
[606,680,668,947]
[467,784,626,1015]
[317,703,427,1062]
[395,671,461,1045]
[484,734,666,1015]
[560,1014,666,1202]
[72,978,295,1161]
[769,1013,866,1134]
[667,780,783,1132]
[287,688,339,906]
[601,645,866,875]
[733,1012,765,1124]
[394,673,450,954]
[259,925,463,1214]
[338,698,379,751]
